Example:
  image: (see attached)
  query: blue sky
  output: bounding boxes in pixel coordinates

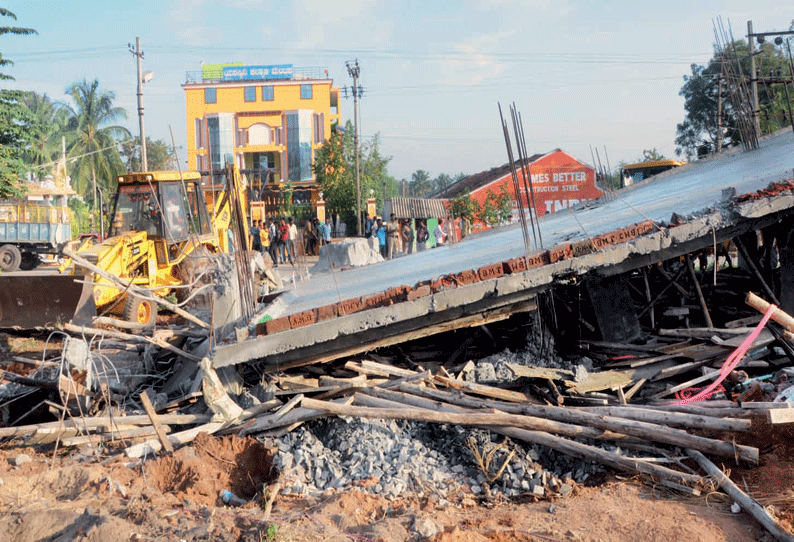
[2,1,791,179]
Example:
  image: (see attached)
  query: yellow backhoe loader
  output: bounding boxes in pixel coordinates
[0,165,249,329]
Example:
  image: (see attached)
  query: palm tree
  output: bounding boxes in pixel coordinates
[61,79,130,204]
[21,92,69,174]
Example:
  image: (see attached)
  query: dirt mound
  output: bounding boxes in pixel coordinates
[145,432,276,506]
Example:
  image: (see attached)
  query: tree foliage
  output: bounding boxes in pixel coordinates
[120,137,178,172]
[640,148,666,161]
[0,8,36,197]
[409,169,431,197]
[449,190,480,220]
[478,186,513,227]
[61,79,130,202]
[0,8,36,81]
[313,121,397,232]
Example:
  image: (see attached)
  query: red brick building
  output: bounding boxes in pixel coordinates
[436,149,603,218]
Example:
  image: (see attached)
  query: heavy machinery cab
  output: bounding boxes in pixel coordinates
[110,171,213,245]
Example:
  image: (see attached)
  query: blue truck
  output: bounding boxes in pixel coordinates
[0,202,71,271]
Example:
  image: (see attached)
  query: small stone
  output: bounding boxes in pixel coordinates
[11,454,31,467]
[559,483,573,497]
[548,504,556,514]
[413,516,441,539]
[532,484,544,497]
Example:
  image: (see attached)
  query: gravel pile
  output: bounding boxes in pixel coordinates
[269,417,606,501]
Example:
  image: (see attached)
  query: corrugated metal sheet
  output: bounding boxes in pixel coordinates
[383,197,449,219]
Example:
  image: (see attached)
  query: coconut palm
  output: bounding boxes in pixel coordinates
[61,79,130,203]
[21,92,69,172]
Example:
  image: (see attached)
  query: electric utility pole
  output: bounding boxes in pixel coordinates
[746,21,794,135]
[345,59,363,236]
[129,37,148,171]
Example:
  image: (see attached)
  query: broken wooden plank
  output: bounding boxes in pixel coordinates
[434,374,533,403]
[140,390,174,453]
[505,362,573,380]
[766,408,794,424]
[564,370,635,394]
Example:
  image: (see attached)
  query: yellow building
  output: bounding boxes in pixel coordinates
[183,63,340,217]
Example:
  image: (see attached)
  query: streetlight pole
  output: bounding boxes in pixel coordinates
[129,37,148,171]
[346,60,362,236]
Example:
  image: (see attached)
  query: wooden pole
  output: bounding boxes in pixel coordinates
[746,291,794,333]
[349,391,702,485]
[685,254,714,328]
[687,449,794,542]
[734,238,781,306]
[302,396,758,464]
[140,390,174,453]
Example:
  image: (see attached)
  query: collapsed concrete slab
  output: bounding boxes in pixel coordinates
[212,128,794,371]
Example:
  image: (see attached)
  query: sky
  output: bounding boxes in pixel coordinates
[2,1,791,180]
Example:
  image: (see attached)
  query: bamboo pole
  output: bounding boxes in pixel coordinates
[0,413,213,440]
[302,396,757,464]
[340,393,701,485]
[400,383,753,435]
[685,254,714,328]
[687,449,794,542]
[746,291,794,333]
[734,239,781,306]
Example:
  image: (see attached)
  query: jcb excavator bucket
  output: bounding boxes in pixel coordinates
[0,275,96,330]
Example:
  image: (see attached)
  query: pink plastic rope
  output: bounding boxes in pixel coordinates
[674,303,778,405]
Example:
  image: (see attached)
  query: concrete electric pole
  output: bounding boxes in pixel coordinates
[346,60,362,236]
[129,37,148,172]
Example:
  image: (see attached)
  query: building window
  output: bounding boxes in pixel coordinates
[300,84,312,99]
[195,118,205,149]
[244,87,256,102]
[204,87,217,104]
[261,86,274,101]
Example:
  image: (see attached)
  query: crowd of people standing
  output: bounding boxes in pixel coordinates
[250,212,474,266]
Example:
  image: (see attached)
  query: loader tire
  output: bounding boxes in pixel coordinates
[0,244,21,272]
[124,295,157,328]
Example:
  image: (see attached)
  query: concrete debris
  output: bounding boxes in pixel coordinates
[310,237,383,275]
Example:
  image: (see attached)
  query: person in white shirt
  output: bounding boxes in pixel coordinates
[287,217,298,265]
[433,218,446,247]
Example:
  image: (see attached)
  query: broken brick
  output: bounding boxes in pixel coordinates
[526,252,550,269]
[315,303,338,322]
[385,285,410,302]
[407,284,432,301]
[289,310,316,329]
[547,244,573,263]
[502,257,528,274]
[454,269,478,286]
[256,316,290,336]
[362,291,391,309]
[337,297,363,316]
[477,263,504,281]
